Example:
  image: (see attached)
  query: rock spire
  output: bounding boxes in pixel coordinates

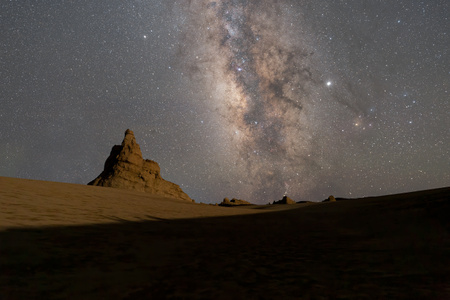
[88,129,192,202]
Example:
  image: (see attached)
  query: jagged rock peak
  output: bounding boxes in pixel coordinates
[88,129,192,202]
[119,129,143,161]
[122,129,139,150]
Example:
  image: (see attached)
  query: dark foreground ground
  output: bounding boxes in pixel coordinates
[1,187,450,299]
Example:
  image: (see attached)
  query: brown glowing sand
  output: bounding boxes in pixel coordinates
[0,176,301,229]
[1,176,450,299]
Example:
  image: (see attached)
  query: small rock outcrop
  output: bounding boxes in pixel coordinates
[322,195,337,202]
[88,129,192,202]
[219,197,252,207]
[273,195,296,205]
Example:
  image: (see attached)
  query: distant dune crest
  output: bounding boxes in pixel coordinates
[88,129,192,202]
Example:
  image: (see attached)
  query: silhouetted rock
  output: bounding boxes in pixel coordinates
[219,197,252,206]
[322,195,339,202]
[273,195,296,205]
[88,129,192,202]
[221,197,231,206]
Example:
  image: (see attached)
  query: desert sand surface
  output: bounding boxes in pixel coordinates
[0,176,300,229]
[1,177,450,299]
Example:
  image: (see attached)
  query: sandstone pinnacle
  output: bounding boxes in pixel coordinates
[88,129,192,202]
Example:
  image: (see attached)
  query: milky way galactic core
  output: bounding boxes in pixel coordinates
[179,1,365,200]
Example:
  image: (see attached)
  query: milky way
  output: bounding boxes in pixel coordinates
[1,0,448,204]
[178,0,329,200]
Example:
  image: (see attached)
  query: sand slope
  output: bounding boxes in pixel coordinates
[1,177,450,299]
[0,176,298,229]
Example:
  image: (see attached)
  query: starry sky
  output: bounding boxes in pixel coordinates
[1,0,449,204]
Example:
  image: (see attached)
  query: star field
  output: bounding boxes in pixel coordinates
[1,0,448,203]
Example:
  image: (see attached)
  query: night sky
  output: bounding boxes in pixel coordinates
[1,1,448,204]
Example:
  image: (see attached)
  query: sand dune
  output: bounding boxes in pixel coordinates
[0,176,301,229]
[1,176,449,299]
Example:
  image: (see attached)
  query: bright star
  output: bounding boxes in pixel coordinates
[326,81,332,86]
